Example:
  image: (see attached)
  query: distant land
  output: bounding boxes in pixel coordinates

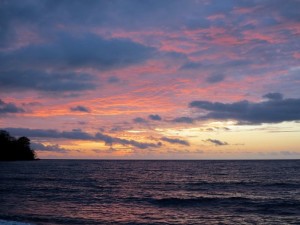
[0,130,37,161]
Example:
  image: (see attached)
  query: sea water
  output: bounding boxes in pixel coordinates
[0,160,299,224]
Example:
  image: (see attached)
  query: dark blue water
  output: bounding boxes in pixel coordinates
[0,160,299,225]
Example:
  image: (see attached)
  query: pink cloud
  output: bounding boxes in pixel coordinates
[207,14,226,21]
[242,30,284,44]
[232,6,259,15]
[293,52,300,59]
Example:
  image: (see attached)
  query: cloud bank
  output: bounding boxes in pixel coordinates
[31,142,68,153]
[5,128,159,150]
[190,93,300,124]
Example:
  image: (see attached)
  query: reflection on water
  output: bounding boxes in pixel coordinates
[0,160,299,224]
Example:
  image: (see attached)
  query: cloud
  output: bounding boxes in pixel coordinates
[180,60,251,72]
[31,142,67,153]
[204,139,228,146]
[0,70,96,92]
[0,33,154,93]
[263,92,283,101]
[0,34,155,70]
[0,99,24,114]
[5,128,94,140]
[95,132,159,149]
[5,128,159,149]
[149,114,162,121]
[107,76,120,84]
[172,117,194,124]
[161,137,190,146]
[1,1,299,48]
[0,0,195,51]
[278,151,300,156]
[180,62,202,70]
[133,117,147,123]
[0,1,36,47]
[0,0,191,36]
[189,93,300,124]
[70,105,91,113]
[206,73,225,83]
[257,0,300,22]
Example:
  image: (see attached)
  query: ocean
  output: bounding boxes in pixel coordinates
[0,160,299,225]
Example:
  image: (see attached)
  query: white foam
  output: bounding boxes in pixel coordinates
[0,220,33,225]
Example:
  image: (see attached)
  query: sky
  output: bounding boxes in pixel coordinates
[1,0,300,159]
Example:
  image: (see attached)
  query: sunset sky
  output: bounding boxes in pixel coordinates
[1,0,300,159]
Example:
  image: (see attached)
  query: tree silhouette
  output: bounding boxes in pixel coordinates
[0,130,37,160]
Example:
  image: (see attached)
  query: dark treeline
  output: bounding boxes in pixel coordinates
[0,130,37,161]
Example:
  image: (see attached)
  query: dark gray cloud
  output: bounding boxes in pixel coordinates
[0,99,24,114]
[1,2,160,94]
[0,0,255,33]
[180,62,203,70]
[1,0,299,48]
[256,0,300,22]
[0,34,154,70]
[107,76,120,84]
[149,114,162,121]
[204,139,228,146]
[0,1,43,47]
[0,1,187,47]
[0,34,154,93]
[189,93,300,124]
[5,128,94,140]
[133,117,147,123]
[0,70,95,92]
[161,137,190,146]
[172,117,194,124]
[95,132,159,149]
[180,60,251,71]
[31,142,67,153]
[70,105,91,113]
[263,92,283,101]
[5,128,159,149]
[206,74,225,83]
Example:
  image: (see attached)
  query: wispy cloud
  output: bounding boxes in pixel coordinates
[5,128,160,150]
[204,139,228,146]
[161,137,190,146]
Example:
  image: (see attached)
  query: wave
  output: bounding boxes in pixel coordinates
[150,196,300,213]
[151,196,251,207]
[187,181,300,188]
[0,220,33,225]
